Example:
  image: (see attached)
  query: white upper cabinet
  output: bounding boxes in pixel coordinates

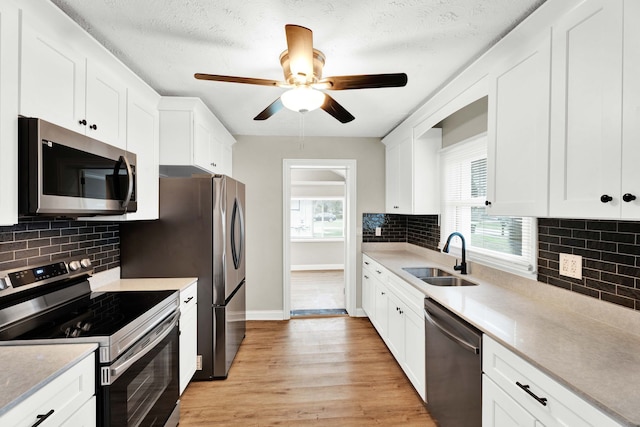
[549,0,625,218]
[0,0,20,226]
[486,29,552,217]
[122,87,160,220]
[19,14,127,149]
[385,128,441,214]
[159,97,235,176]
[620,0,640,219]
[85,62,127,148]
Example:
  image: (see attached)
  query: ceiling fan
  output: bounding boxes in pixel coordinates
[195,24,408,123]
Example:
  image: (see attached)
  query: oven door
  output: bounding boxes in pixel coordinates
[99,312,179,427]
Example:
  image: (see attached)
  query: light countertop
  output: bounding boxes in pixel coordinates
[0,343,98,416]
[364,245,640,427]
[94,277,197,293]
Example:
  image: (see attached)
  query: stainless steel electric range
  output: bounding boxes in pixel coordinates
[0,257,181,427]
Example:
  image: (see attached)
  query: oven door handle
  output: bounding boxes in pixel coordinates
[102,311,180,385]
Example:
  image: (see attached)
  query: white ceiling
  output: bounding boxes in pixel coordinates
[51,0,546,138]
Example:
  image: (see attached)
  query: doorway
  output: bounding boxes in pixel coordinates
[283,159,357,319]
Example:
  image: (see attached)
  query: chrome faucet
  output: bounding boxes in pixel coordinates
[442,232,467,275]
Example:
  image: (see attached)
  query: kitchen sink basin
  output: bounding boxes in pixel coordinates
[402,267,477,286]
[422,276,478,287]
[402,267,452,279]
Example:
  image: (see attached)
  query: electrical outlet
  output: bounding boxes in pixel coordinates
[559,253,582,279]
[375,227,382,237]
[196,355,202,370]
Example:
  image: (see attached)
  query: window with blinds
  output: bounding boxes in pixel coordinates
[440,133,536,277]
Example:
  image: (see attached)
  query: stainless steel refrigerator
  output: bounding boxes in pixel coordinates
[119,175,245,380]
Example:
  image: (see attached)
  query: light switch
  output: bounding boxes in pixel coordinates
[375,227,382,236]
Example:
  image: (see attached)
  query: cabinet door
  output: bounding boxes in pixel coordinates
[621,0,640,218]
[361,270,374,317]
[373,278,389,337]
[386,291,404,361]
[487,30,551,217]
[20,19,86,134]
[179,304,198,395]
[85,62,127,148]
[193,117,214,172]
[125,88,159,220]
[549,0,624,217]
[385,142,401,212]
[385,138,413,213]
[62,396,96,427]
[483,375,538,427]
[0,0,20,226]
[404,307,426,401]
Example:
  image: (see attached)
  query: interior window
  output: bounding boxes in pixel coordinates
[440,134,536,277]
[291,198,344,239]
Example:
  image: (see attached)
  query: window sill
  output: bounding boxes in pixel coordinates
[291,238,345,243]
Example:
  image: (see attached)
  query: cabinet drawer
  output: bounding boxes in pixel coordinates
[1,353,95,427]
[386,273,425,316]
[180,282,198,313]
[362,255,387,282]
[483,336,621,427]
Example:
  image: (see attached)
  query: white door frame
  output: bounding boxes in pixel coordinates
[283,159,357,319]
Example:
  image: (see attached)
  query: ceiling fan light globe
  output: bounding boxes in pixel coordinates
[281,87,325,113]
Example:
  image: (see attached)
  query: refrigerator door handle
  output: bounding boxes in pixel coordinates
[231,198,244,270]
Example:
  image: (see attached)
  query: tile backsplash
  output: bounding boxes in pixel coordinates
[364,213,640,311]
[362,213,440,251]
[0,217,120,273]
[538,218,640,310]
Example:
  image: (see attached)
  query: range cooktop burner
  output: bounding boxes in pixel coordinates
[15,290,176,340]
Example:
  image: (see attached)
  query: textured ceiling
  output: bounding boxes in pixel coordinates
[51,0,546,138]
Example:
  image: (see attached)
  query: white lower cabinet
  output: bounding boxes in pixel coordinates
[179,281,198,395]
[482,335,621,427]
[362,254,426,401]
[0,352,96,427]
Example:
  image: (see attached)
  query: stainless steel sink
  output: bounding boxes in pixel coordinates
[402,267,478,286]
[402,267,452,279]
[422,276,478,287]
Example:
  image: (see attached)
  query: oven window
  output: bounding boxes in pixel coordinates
[42,141,129,200]
[102,325,179,427]
[128,342,172,427]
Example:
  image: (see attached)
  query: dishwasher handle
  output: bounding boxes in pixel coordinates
[424,308,480,354]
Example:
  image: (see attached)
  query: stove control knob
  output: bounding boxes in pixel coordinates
[80,259,92,269]
[68,260,81,271]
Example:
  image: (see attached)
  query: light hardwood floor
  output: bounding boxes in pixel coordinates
[290,270,345,311]
[179,317,436,426]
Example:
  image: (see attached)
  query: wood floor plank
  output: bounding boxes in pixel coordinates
[179,317,436,426]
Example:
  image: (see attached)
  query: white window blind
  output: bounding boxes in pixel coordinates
[440,134,536,277]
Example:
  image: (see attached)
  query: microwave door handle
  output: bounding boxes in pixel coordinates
[120,155,134,210]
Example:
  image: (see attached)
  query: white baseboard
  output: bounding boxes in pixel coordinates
[246,310,285,320]
[353,308,368,317]
[291,264,344,271]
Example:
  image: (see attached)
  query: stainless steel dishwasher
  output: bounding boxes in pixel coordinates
[424,297,482,427]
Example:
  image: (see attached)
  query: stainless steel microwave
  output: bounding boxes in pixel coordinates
[18,117,137,217]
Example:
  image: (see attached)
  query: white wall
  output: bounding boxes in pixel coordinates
[232,135,385,314]
[291,240,345,270]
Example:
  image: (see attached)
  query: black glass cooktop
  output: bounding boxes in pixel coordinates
[14,290,176,340]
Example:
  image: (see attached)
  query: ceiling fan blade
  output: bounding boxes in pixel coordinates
[285,25,314,82]
[195,73,284,87]
[317,73,408,90]
[254,97,284,121]
[321,94,355,123]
